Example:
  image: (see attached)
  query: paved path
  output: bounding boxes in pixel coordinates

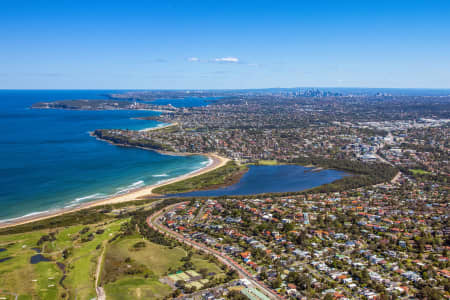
[0,292,18,300]
[374,152,402,184]
[147,202,282,300]
[390,171,402,183]
[95,241,107,300]
[374,152,393,166]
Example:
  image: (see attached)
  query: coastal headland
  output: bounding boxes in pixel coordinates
[6,94,401,230]
[0,99,229,229]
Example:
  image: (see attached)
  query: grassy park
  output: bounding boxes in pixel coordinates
[410,168,431,175]
[256,159,279,165]
[153,161,248,194]
[101,236,225,299]
[0,219,126,300]
[0,209,226,300]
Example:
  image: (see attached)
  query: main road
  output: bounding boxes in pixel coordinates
[147,202,282,300]
[374,151,402,184]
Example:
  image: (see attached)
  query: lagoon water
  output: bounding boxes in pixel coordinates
[168,165,346,198]
[0,90,208,221]
[0,90,345,221]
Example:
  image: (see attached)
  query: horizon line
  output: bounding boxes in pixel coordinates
[1,86,450,91]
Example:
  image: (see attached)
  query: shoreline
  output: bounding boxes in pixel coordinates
[139,122,178,132]
[0,152,229,229]
[90,131,204,157]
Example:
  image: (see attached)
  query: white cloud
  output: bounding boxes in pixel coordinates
[187,57,200,62]
[213,57,239,63]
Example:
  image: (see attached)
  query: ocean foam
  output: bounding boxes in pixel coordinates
[0,210,53,223]
[131,180,144,186]
[139,123,168,132]
[114,180,145,195]
[19,211,50,218]
[73,193,107,203]
[201,157,213,166]
[0,157,213,223]
[152,173,169,177]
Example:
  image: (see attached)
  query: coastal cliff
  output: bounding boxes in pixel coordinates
[93,129,175,152]
[31,99,176,112]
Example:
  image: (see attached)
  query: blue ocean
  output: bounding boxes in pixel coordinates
[0,90,346,221]
[0,90,208,221]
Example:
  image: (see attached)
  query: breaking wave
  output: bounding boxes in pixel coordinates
[73,193,108,203]
[114,180,145,195]
[152,173,169,177]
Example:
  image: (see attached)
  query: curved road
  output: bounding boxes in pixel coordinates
[147,202,282,300]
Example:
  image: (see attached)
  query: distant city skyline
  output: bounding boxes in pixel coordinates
[1,0,450,89]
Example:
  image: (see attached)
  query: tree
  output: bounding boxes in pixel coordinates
[271,275,282,289]
[324,294,334,300]
[227,290,250,300]
[171,289,181,298]
[417,286,442,300]
[175,280,185,289]
[259,270,267,280]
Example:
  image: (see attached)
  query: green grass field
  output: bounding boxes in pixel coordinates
[191,255,223,275]
[104,236,187,277]
[410,168,431,175]
[101,236,225,299]
[256,160,279,165]
[104,277,172,299]
[153,161,248,194]
[0,219,126,300]
[64,221,125,300]
[0,207,226,300]
[0,230,62,299]
[101,236,183,299]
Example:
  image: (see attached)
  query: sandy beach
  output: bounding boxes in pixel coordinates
[139,122,178,132]
[0,153,229,229]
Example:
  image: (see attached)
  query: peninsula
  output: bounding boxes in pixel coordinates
[1,89,447,300]
[31,99,176,112]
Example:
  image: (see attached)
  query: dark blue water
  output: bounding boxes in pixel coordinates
[0,257,12,263]
[168,165,346,197]
[30,254,51,264]
[0,90,208,221]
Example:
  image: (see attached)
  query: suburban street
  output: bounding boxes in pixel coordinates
[147,202,282,300]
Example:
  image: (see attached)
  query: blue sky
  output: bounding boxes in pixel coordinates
[1,0,450,89]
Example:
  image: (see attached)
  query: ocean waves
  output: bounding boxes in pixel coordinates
[114,180,145,195]
[73,193,108,203]
[200,157,213,166]
[0,210,54,223]
[0,89,212,221]
[66,193,110,207]
[66,180,146,207]
[152,173,169,177]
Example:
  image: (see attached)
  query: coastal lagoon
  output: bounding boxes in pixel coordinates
[0,90,345,222]
[167,165,346,197]
[0,90,208,221]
